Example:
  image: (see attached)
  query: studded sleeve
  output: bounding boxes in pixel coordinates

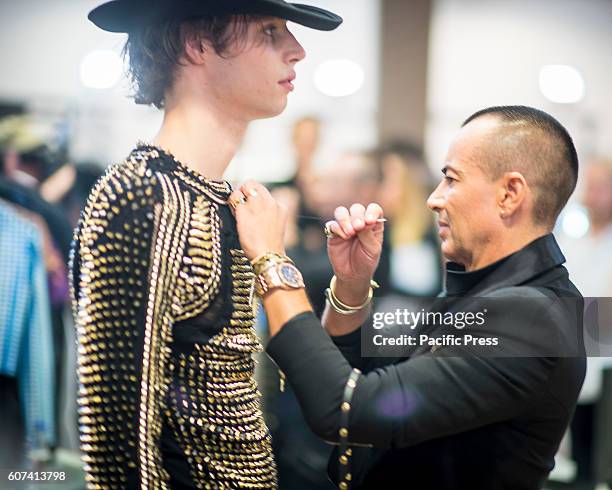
[70,161,187,488]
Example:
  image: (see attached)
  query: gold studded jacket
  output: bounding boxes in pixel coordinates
[70,145,277,489]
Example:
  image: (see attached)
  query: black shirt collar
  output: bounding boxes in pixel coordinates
[444,234,565,296]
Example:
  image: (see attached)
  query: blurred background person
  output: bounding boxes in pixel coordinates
[0,116,73,261]
[560,159,612,296]
[269,116,326,256]
[0,115,68,469]
[375,141,442,302]
[270,116,327,256]
[287,116,320,201]
[40,160,105,228]
[557,158,612,490]
[0,198,55,469]
[313,150,391,304]
[0,114,97,478]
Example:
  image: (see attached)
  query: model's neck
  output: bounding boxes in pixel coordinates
[154,101,248,180]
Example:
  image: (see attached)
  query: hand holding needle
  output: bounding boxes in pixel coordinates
[324,218,387,238]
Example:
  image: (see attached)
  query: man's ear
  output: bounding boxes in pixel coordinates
[498,171,528,218]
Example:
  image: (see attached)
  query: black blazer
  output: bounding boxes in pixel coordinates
[266,234,586,489]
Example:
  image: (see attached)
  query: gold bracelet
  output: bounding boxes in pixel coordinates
[325,275,379,315]
[251,252,294,276]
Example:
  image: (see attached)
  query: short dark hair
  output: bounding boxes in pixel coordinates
[124,15,255,109]
[462,105,579,227]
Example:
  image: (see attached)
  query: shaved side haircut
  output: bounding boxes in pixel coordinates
[463,105,579,227]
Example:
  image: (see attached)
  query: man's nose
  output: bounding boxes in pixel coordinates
[427,182,444,212]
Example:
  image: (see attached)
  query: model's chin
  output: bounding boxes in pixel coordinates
[275,95,289,113]
[253,98,288,120]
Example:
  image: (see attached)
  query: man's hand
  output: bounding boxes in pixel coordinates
[231,181,312,338]
[325,203,384,303]
[230,181,287,261]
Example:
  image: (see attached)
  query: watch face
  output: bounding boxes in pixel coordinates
[279,264,301,287]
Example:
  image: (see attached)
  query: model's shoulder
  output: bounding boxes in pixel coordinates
[79,148,164,227]
[98,147,163,193]
[108,148,161,187]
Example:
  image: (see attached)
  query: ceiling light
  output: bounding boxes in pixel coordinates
[539,65,585,104]
[80,50,123,90]
[561,204,590,239]
[314,59,364,98]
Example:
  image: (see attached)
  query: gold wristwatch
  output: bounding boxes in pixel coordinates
[254,260,305,296]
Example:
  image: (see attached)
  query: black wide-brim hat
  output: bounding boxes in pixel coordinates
[89,0,342,33]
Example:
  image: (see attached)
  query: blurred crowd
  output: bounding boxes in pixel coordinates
[0,112,610,489]
[0,113,104,474]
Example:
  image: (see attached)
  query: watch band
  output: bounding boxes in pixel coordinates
[251,252,294,276]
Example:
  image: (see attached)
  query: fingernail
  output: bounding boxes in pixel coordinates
[249,189,258,197]
[354,219,363,228]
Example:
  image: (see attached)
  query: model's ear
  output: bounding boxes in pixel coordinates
[183,26,209,65]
